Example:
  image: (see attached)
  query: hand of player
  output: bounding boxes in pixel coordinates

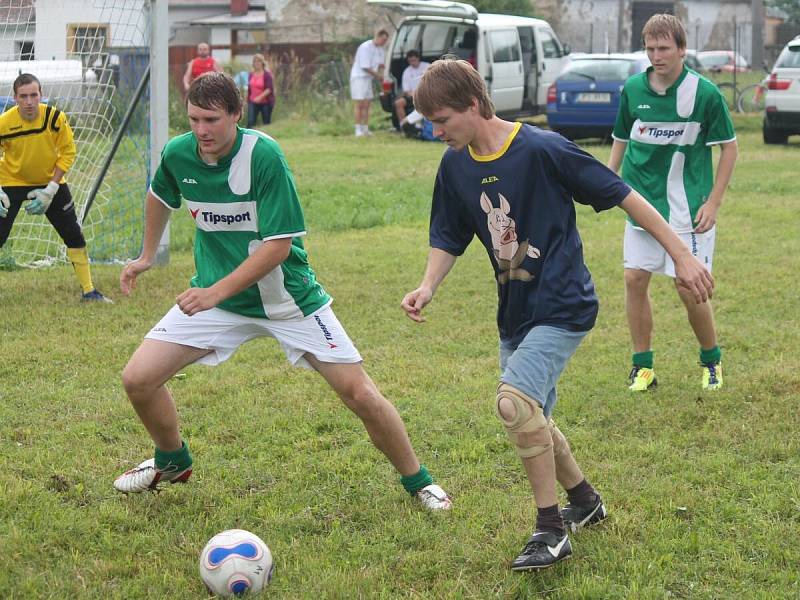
[119,257,153,296]
[0,188,9,218]
[24,181,59,215]
[693,201,720,233]
[176,286,223,316]
[401,286,433,322]
[674,254,714,304]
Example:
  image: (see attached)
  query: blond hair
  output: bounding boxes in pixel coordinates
[252,53,267,69]
[414,58,494,119]
[641,14,687,49]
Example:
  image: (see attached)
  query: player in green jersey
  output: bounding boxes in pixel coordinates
[113,72,451,511]
[608,14,738,392]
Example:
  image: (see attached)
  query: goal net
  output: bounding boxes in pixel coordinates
[0,0,152,268]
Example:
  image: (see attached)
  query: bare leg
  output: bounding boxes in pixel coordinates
[121,339,211,451]
[625,268,654,353]
[550,422,584,491]
[395,96,407,123]
[305,355,420,476]
[675,280,717,349]
[356,100,370,126]
[520,451,559,508]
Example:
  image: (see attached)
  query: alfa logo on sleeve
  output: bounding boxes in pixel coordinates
[185,200,258,232]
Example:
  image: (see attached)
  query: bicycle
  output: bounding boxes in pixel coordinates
[736,82,767,113]
[713,69,768,114]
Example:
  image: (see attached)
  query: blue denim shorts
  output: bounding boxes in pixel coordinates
[499,325,588,419]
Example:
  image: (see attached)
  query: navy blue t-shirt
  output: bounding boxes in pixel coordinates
[430,123,631,344]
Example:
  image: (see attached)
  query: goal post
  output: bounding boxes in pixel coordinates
[0,0,169,268]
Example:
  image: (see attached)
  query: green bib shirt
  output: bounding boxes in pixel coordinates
[150,127,331,319]
[612,66,735,232]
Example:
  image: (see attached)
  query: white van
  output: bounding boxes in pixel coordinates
[0,59,97,114]
[368,0,570,119]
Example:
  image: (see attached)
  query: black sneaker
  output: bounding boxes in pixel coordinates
[510,531,572,571]
[81,289,113,303]
[562,497,608,533]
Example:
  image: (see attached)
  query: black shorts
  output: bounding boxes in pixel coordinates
[0,184,86,248]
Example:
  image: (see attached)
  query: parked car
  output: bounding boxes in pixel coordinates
[684,49,707,73]
[763,35,800,144]
[369,0,570,122]
[546,53,650,141]
[697,50,750,73]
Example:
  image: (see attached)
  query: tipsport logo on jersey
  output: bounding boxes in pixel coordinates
[630,120,700,146]
[185,200,258,232]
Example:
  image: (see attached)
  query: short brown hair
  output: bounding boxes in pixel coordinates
[414,58,494,119]
[187,71,242,115]
[13,73,41,94]
[641,14,687,49]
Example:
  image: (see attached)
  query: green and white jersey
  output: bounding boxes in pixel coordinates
[150,127,331,319]
[612,65,735,232]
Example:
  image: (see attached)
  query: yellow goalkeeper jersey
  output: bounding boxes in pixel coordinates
[0,103,76,186]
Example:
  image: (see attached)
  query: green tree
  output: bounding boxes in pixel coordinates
[472,0,536,18]
[767,0,800,24]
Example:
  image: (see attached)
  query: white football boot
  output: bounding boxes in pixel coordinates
[416,484,453,511]
[113,458,192,493]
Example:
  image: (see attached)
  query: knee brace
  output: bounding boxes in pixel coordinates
[549,420,571,459]
[495,383,552,459]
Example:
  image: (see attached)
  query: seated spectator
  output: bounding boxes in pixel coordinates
[395,50,430,128]
[448,29,477,68]
[401,110,439,142]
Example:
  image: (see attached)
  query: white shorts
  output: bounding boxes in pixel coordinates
[623,221,715,276]
[145,305,362,369]
[350,77,374,100]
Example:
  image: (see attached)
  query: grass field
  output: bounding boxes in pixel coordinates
[1,113,799,599]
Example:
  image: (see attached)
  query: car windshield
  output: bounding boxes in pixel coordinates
[560,59,638,81]
[700,54,730,67]
[775,45,800,68]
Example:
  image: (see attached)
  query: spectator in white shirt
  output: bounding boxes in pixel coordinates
[350,29,389,137]
[395,50,430,127]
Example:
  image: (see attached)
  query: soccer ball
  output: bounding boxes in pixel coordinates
[199,529,274,596]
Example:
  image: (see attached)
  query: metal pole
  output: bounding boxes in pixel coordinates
[150,0,170,265]
[616,0,626,52]
[732,17,738,101]
[752,0,765,71]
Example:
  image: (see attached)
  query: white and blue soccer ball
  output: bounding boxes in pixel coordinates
[199,529,274,597]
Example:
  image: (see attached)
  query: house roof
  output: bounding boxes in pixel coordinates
[169,0,262,6]
[188,8,266,28]
[766,6,789,20]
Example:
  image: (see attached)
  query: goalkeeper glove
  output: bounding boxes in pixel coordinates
[25,181,59,215]
[0,188,8,218]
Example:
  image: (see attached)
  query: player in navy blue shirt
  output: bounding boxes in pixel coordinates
[401,58,714,570]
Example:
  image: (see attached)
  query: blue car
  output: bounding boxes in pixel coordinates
[546,53,650,141]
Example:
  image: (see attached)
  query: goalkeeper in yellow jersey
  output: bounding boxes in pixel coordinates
[0,73,110,302]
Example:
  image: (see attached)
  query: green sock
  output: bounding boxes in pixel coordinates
[632,350,654,369]
[154,440,192,471]
[700,346,722,365]
[400,465,433,496]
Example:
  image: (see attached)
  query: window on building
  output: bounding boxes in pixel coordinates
[16,40,34,60]
[67,23,109,67]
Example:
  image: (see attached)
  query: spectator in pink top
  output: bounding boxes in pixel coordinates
[247,54,275,128]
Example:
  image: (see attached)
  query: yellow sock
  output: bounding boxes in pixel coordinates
[66,246,94,293]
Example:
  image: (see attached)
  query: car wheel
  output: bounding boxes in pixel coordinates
[763,122,788,144]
